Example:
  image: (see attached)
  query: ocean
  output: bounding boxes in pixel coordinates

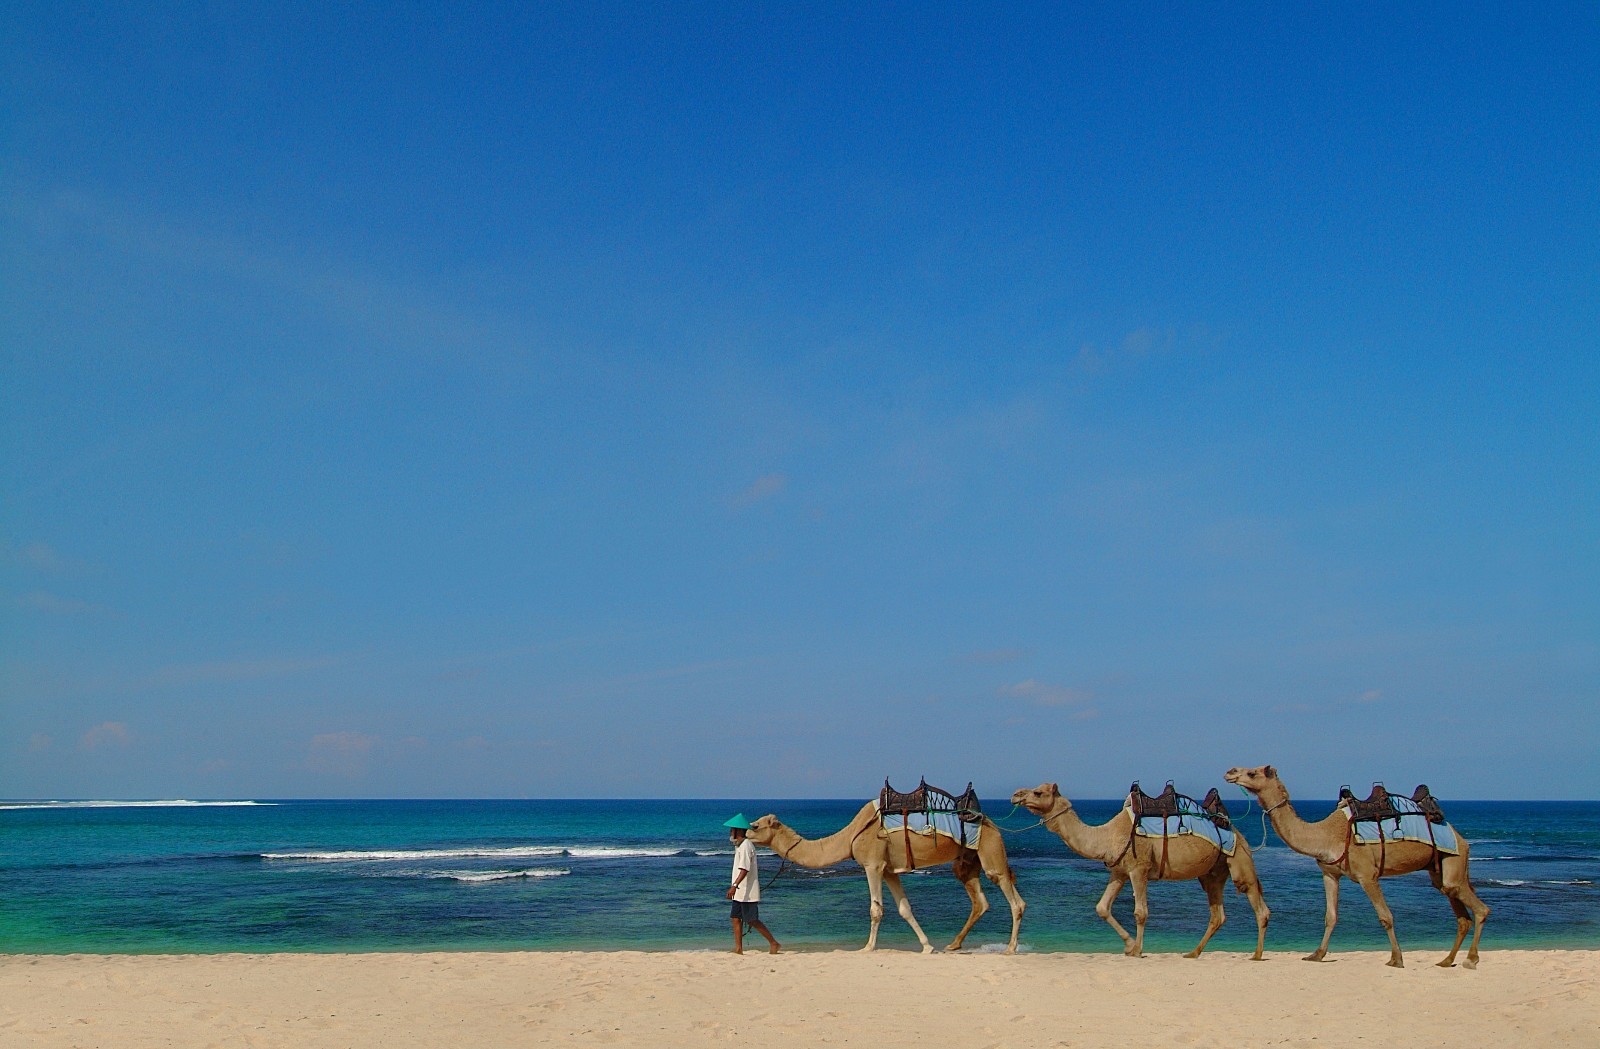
[2,797,1595,955]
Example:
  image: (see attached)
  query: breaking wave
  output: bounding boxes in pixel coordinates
[394,868,572,883]
[262,845,696,862]
[0,800,273,811]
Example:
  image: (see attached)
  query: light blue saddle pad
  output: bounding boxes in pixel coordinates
[1344,796,1460,854]
[1127,797,1237,856]
[877,806,981,847]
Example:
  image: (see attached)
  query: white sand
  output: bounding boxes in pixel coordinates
[2,949,1596,1048]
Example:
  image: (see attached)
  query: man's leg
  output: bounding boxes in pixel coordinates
[747,919,781,954]
[731,917,745,954]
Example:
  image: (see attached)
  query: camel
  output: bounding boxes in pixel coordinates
[746,802,1025,953]
[1223,765,1489,968]
[1010,783,1270,959]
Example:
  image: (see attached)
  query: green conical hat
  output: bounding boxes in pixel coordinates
[722,812,752,830]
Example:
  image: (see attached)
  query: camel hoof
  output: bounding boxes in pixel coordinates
[942,944,961,953]
[1387,959,1404,969]
[1464,958,1478,970]
[1301,953,1326,962]
[1250,954,1265,962]
[920,945,936,955]
[1436,959,1456,968]
[1182,950,1201,959]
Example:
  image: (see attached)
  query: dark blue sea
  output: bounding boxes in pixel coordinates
[2,798,1595,955]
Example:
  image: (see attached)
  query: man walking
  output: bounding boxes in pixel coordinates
[723,813,780,954]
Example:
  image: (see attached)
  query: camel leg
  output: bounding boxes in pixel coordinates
[1305,866,1341,962]
[945,850,988,952]
[861,863,886,952]
[1353,874,1404,968]
[975,827,1024,954]
[1228,851,1271,961]
[1440,852,1490,969]
[1430,864,1470,968]
[1460,881,1489,970]
[882,871,935,954]
[1093,873,1136,954]
[1128,868,1150,958]
[1185,864,1228,959]
[988,863,1025,955]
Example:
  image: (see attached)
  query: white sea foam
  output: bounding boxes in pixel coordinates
[564,846,683,859]
[0,800,273,810]
[264,846,569,862]
[263,845,691,862]
[439,869,571,883]
[379,867,572,882]
[969,942,1035,953]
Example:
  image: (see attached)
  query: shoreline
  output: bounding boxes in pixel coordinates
[3,949,1596,1048]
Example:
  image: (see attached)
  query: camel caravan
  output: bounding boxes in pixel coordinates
[749,768,1488,968]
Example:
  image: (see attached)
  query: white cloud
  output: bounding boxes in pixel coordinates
[956,648,1030,665]
[729,472,788,509]
[81,722,131,749]
[146,655,341,689]
[11,542,72,572]
[997,679,1094,708]
[29,733,53,753]
[18,591,105,615]
[1356,689,1383,704]
[305,731,378,777]
[1074,326,1178,375]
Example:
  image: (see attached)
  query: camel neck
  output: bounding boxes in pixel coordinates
[768,802,879,868]
[1042,801,1127,862]
[1261,788,1344,864]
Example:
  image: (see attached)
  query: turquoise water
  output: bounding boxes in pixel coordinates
[2,798,1595,954]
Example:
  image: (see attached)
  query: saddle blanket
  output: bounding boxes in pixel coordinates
[1340,797,1460,854]
[876,804,981,848]
[1123,799,1236,856]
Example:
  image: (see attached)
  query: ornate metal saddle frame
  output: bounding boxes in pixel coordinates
[1126,781,1234,877]
[1336,782,1449,874]
[878,777,983,871]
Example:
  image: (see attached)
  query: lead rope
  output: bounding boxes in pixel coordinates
[1236,786,1274,851]
[990,802,1049,835]
[761,854,789,892]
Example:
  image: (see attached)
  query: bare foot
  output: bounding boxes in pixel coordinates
[769,943,781,954]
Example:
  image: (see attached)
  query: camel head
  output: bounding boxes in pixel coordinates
[1011,783,1070,817]
[745,814,783,847]
[1223,765,1279,796]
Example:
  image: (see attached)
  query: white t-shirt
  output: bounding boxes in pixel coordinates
[731,839,760,902]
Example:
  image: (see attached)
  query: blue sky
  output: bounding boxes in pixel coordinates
[3,3,1596,800]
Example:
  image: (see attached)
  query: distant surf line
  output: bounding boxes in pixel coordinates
[0,800,275,810]
[262,845,721,862]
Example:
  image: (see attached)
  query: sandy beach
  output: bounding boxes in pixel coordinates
[2,949,1596,1048]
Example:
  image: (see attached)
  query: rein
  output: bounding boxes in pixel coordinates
[991,802,1051,835]
[761,854,789,892]
[1236,786,1279,851]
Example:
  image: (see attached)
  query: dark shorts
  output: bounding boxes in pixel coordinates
[730,900,760,922]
